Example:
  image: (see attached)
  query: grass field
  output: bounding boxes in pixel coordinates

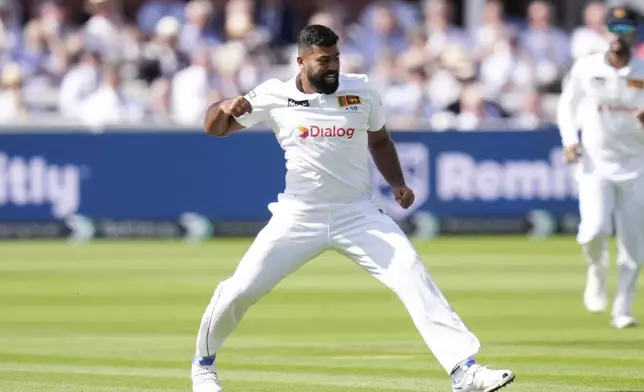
[1,237,644,392]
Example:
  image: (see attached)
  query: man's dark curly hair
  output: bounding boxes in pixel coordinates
[297,25,339,54]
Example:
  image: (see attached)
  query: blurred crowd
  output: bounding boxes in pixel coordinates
[0,0,641,130]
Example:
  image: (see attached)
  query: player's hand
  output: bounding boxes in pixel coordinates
[393,186,415,209]
[563,144,582,164]
[221,96,252,117]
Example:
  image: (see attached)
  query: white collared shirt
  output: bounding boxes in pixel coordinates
[557,51,644,181]
[234,73,386,205]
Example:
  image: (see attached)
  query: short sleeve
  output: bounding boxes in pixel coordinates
[234,80,276,128]
[368,87,386,132]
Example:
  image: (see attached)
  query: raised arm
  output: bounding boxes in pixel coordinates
[204,81,275,137]
[204,97,251,137]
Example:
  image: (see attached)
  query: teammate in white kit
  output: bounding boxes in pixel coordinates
[558,7,644,329]
[192,25,515,392]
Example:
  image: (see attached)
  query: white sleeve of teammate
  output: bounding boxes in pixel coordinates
[557,60,584,147]
[234,80,276,128]
[368,87,387,132]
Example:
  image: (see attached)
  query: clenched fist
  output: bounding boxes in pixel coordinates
[222,96,252,117]
[393,186,415,209]
[563,144,582,164]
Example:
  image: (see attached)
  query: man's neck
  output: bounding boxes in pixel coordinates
[296,73,319,94]
[607,51,631,69]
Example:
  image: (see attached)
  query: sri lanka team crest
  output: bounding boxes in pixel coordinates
[337,95,362,107]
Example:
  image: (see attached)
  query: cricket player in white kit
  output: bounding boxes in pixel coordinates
[558,7,644,329]
[192,25,515,392]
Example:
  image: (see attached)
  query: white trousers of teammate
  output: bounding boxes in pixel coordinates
[576,173,644,317]
[195,196,480,373]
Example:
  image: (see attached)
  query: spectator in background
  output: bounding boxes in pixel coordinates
[58,49,101,118]
[359,0,421,35]
[383,66,434,129]
[519,0,571,91]
[38,0,73,41]
[426,44,469,109]
[179,0,221,56]
[255,0,298,47]
[0,62,28,122]
[474,0,511,61]
[435,82,509,131]
[479,26,535,104]
[16,19,70,91]
[215,0,270,94]
[423,0,472,60]
[223,0,266,47]
[368,49,399,94]
[137,0,185,36]
[0,0,21,68]
[512,89,545,129]
[398,29,431,71]
[0,0,621,129]
[78,63,144,126]
[148,73,171,120]
[357,3,408,69]
[212,43,245,98]
[139,16,189,83]
[171,48,219,125]
[83,0,127,62]
[571,1,608,60]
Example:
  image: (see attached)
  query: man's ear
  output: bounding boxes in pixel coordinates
[297,56,304,70]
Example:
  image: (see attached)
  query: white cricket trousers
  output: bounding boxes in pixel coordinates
[577,173,644,316]
[195,196,480,373]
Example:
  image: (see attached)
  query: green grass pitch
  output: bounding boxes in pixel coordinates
[1,237,643,392]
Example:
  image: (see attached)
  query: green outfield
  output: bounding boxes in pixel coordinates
[1,237,643,392]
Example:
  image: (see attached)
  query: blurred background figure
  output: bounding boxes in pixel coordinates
[439,81,510,131]
[512,89,546,129]
[83,0,127,61]
[171,48,218,126]
[0,62,28,122]
[473,0,511,61]
[137,0,185,36]
[356,3,408,70]
[179,0,220,56]
[519,0,571,92]
[58,49,102,119]
[383,66,434,129]
[0,0,640,131]
[0,0,21,69]
[78,62,144,126]
[571,1,608,60]
[423,0,472,60]
[479,26,535,112]
[139,16,189,83]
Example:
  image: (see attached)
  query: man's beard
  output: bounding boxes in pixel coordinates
[308,70,339,94]
[611,38,632,57]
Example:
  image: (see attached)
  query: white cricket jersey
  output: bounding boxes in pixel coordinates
[557,52,644,181]
[234,73,386,205]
